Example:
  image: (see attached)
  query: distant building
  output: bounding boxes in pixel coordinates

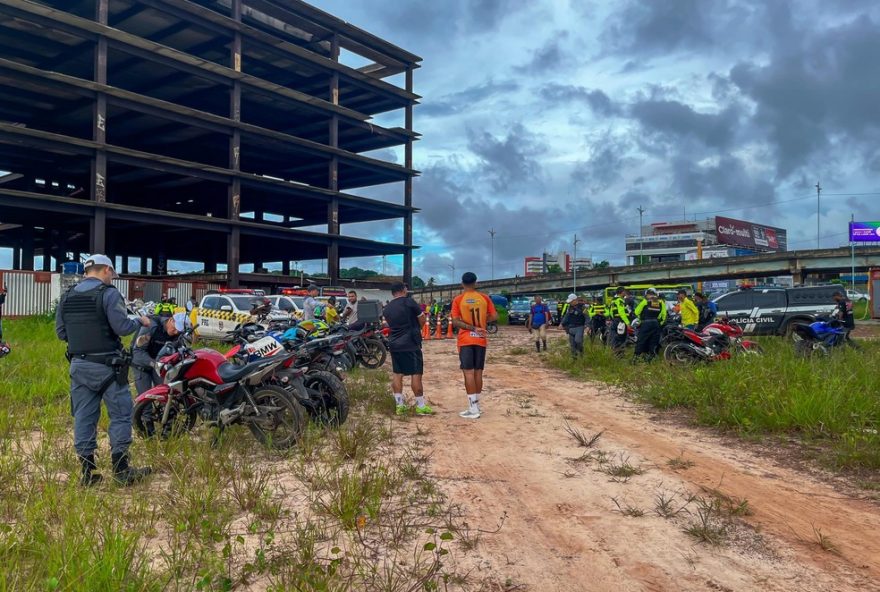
[524,251,592,276]
[625,217,787,265]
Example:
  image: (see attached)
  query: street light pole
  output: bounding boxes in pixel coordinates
[447,262,456,301]
[816,181,821,249]
[573,234,580,293]
[489,228,496,280]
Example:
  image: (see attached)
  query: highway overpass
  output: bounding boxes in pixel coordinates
[413,246,880,297]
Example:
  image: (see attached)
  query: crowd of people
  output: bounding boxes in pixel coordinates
[43,252,860,488]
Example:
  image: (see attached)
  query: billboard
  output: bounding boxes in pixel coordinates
[714,217,787,252]
[849,221,880,242]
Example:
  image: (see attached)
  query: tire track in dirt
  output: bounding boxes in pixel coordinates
[404,328,880,591]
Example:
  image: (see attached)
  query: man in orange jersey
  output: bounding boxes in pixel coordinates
[450,272,498,419]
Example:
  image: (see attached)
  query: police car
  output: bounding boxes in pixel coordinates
[712,285,838,336]
[196,290,285,340]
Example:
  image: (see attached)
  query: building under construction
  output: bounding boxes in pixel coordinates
[0,0,420,285]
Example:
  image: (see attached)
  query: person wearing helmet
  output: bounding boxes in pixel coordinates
[560,294,587,357]
[527,295,552,353]
[131,312,187,395]
[633,288,667,362]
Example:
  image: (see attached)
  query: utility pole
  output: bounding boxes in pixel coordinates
[816,181,822,249]
[489,228,496,280]
[381,255,386,276]
[573,234,581,293]
[447,262,456,301]
[637,205,646,265]
[851,213,855,291]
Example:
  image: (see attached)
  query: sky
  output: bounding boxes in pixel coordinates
[310,0,880,283]
[3,0,880,280]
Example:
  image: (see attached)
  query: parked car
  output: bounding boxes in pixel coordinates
[846,289,868,302]
[508,301,531,325]
[266,295,303,318]
[197,291,283,340]
[712,286,839,336]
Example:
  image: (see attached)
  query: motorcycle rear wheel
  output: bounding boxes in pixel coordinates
[247,385,308,449]
[664,342,701,366]
[304,370,349,427]
[487,322,498,335]
[133,397,197,439]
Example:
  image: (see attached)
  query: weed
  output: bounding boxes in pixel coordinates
[602,454,645,483]
[684,496,727,545]
[562,420,604,448]
[667,452,696,471]
[611,496,646,517]
[654,489,689,519]
[812,523,839,554]
[508,346,530,355]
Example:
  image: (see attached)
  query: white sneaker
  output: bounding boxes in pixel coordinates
[459,409,481,419]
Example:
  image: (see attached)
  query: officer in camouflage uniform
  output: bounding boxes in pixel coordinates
[55,255,153,486]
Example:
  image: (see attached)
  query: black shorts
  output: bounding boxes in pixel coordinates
[390,350,423,376]
[459,345,487,370]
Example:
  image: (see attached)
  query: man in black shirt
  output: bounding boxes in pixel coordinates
[0,284,6,342]
[382,282,431,416]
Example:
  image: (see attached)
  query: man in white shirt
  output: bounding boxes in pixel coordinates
[341,290,364,329]
[302,284,320,321]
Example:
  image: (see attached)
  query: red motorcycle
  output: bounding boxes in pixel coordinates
[663,318,763,365]
[132,335,307,449]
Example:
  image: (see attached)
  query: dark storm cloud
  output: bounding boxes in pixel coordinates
[629,100,740,149]
[537,84,620,116]
[515,32,570,74]
[466,124,547,192]
[670,155,775,207]
[571,134,635,193]
[729,13,880,177]
[419,79,520,117]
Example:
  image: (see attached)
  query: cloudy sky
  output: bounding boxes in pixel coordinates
[313,0,880,283]
[3,0,879,279]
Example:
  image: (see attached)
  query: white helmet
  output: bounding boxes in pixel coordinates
[566,293,578,303]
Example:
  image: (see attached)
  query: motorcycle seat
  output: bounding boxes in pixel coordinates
[217,358,275,382]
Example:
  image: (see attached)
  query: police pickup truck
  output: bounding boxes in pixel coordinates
[711,286,839,336]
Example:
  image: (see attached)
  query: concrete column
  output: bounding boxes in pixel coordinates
[21,231,35,271]
[227,0,243,288]
[281,259,290,275]
[90,0,109,254]
[326,33,340,283]
[403,66,414,285]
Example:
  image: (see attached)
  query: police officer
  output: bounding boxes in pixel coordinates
[55,255,153,486]
[560,294,588,356]
[154,296,175,317]
[588,297,607,343]
[609,287,631,355]
[132,312,186,395]
[633,288,667,362]
[832,290,856,339]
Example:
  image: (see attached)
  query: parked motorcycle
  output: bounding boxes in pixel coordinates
[791,318,858,358]
[663,318,763,365]
[224,323,350,425]
[132,334,308,448]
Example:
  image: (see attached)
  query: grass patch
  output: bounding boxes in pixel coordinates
[0,319,476,589]
[547,338,880,471]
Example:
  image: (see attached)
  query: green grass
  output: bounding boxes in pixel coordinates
[548,338,880,471]
[0,318,468,590]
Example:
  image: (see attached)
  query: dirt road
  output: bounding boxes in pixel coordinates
[407,327,880,592]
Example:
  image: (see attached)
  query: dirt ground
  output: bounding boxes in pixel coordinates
[402,326,880,592]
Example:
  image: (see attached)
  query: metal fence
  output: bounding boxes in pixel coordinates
[0,272,222,318]
[0,270,61,317]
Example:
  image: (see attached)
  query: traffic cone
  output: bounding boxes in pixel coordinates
[446,317,455,338]
[422,321,430,339]
[435,318,444,339]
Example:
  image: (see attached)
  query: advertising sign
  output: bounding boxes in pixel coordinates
[714,217,786,252]
[849,221,880,242]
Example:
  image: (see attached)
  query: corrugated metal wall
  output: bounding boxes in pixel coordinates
[0,271,55,317]
[0,273,225,317]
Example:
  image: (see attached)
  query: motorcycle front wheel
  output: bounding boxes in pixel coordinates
[247,385,308,449]
[663,342,701,366]
[487,322,498,335]
[133,396,197,439]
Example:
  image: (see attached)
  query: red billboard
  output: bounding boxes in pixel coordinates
[714,217,787,252]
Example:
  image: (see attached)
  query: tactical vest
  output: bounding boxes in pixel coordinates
[611,297,626,319]
[590,304,606,317]
[61,284,122,355]
[639,300,665,321]
[146,317,175,359]
[566,304,587,326]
